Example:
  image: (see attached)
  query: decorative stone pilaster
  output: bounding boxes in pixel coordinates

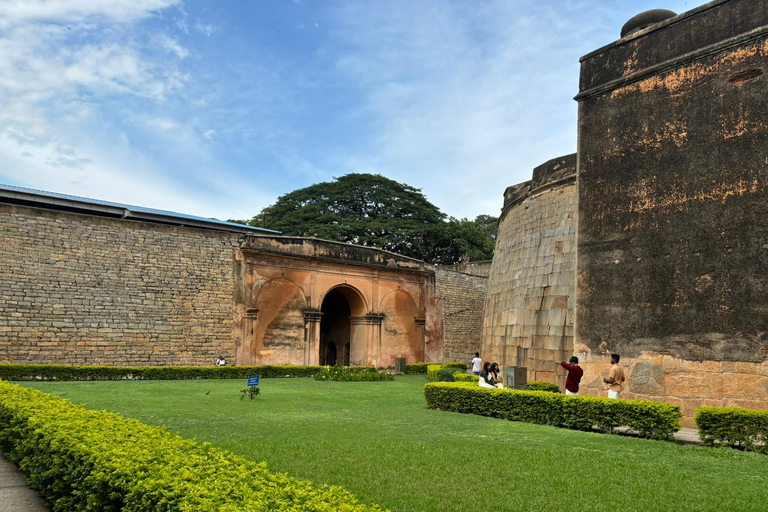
[303,309,323,366]
[414,318,426,363]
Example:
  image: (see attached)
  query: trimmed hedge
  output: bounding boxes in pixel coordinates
[696,407,768,453]
[424,382,681,440]
[426,363,468,382]
[522,381,561,393]
[0,380,385,511]
[0,364,376,381]
[406,362,466,375]
[453,373,480,383]
[315,366,394,382]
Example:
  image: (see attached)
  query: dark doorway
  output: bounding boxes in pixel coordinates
[325,342,338,366]
[319,289,351,366]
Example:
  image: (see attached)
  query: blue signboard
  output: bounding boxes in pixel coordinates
[247,376,260,387]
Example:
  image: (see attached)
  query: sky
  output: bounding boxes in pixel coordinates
[0,0,700,222]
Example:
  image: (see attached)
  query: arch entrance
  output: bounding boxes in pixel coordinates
[319,286,366,366]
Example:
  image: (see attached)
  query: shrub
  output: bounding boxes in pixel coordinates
[521,381,561,393]
[696,407,768,453]
[0,364,342,381]
[314,366,394,382]
[437,368,460,382]
[426,363,468,382]
[0,381,384,511]
[424,382,681,440]
[453,373,480,383]
[406,362,466,375]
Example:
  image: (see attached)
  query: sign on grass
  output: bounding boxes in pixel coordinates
[247,376,260,387]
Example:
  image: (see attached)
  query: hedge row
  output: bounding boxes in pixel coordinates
[405,362,466,375]
[315,366,394,382]
[696,407,768,454]
[426,363,469,381]
[0,364,377,381]
[453,373,480,383]
[0,381,385,511]
[424,382,681,440]
[522,381,561,393]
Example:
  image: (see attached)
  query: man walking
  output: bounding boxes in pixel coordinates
[559,356,583,396]
[471,352,483,375]
[603,353,625,399]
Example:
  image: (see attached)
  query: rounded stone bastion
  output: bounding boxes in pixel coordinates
[481,154,577,387]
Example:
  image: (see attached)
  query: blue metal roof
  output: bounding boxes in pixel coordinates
[0,183,279,235]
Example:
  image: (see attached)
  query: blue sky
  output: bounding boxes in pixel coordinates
[0,0,698,222]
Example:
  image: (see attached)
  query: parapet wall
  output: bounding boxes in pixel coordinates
[482,154,577,384]
[0,204,241,366]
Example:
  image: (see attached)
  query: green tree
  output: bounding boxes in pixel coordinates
[247,173,497,264]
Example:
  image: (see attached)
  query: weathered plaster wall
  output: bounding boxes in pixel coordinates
[0,204,241,366]
[575,0,768,423]
[432,267,487,365]
[236,236,431,368]
[481,155,577,385]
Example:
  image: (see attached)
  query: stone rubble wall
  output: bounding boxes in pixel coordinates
[0,204,241,366]
[433,267,487,365]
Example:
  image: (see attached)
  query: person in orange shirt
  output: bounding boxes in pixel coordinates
[603,353,625,399]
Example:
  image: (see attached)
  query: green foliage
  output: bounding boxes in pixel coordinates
[436,368,461,382]
[315,366,394,382]
[248,173,497,264]
[696,407,768,453]
[521,381,561,393]
[0,380,384,511]
[0,364,336,381]
[407,362,466,376]
[452,373,479,383]
[240,386,261,400]
[424,382,682,440]
[426,363,468,382]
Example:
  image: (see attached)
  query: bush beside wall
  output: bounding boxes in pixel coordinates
[522,381,561,393]
[314,366,394,382]
[0,364,377,381]
[406,362,466,375]
[426,363,469,382]
[696,407,768,454]
[0,381,384,511]
[453,373,480,383]
[424,382,681,440]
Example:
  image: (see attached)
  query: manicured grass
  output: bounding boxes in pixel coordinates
[19,376,768,512]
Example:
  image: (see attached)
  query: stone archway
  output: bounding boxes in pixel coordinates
[319,286,366,366]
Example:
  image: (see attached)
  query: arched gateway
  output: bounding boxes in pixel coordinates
[235,236,435,368]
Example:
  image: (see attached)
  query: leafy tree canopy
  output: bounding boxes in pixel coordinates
[239,173,497,264]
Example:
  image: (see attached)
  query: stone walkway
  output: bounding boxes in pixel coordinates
[0,427,702,511]
[0,455,50,512]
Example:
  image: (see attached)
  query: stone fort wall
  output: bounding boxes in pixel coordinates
[0,203,242,366]
[481,155,577,385]
[432,266,488,365]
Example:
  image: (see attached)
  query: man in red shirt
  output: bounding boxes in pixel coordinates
[560,356,584,396]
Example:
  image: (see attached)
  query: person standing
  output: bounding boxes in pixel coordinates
[559,356,583,396]
[603,353,625,399]
[471,352,483,375]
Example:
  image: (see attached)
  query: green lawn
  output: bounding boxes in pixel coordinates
[20,376,768,512]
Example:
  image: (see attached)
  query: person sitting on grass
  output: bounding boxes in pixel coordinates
[478,362,495,388]
[490,362,506,389]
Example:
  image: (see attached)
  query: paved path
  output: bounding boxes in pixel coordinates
[0,455,50,512]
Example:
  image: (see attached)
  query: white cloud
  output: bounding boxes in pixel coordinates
[203,129,215,140]
[158,34,189,59]
[0,0,181,28]
[194,22,215,37]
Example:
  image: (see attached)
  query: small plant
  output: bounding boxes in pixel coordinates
[240,387,261,400]
[437,367,465,382]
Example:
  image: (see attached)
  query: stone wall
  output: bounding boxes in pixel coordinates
[433,267,487,364]
[481,155,577,385]
[574,0,768,423]
[437,260,493,278]
[0,204,242,366]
